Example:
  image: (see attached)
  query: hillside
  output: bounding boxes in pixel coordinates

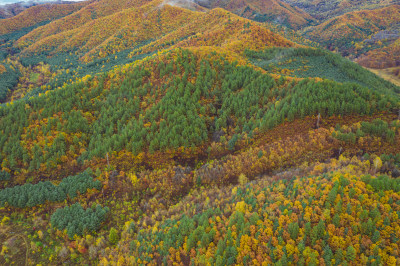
[246,47,400,95]
[194,0,315,29]
[0,1,89,35]
[1,48,399,264]
[104,157,400,265]
[15,2,293,61]
[304,5,400,55]
[0,1,296,101]
[282,0,396,21]
[0,1,38,19]
[356,38,400,69]
[0,0,400,264]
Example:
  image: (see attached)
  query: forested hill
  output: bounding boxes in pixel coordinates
[0,0,400,264]
[282,0,396,20]
[192,0,315,29]
[0,1,89,35]
[304,5,400,55]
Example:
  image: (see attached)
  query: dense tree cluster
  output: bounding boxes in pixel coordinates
[305,5,400,57]
[0,170,101,208]
[361,119,399,142]
[332,119,400,144]
[362,175,400,193]
[51,203,109,238]
[117,159,400,265]
[0,63,20,102]
[357,38,400,69]
[0,170,11,181]
[0,2,87,35]
[0,49,398,176]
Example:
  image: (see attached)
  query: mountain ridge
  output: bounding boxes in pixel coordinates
[0,1,89,35]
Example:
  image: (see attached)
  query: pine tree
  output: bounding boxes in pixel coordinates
[346,246,356,261]
[288,222,299,240]
[335,248,344,264]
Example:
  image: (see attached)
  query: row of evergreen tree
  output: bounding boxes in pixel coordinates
[0,169,101,208]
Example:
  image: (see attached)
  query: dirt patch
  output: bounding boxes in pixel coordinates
[0,224,28,266]
[367,67,400,87]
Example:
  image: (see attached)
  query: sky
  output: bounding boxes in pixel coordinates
[0,0,84,5]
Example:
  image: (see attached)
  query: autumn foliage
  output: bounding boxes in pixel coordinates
[0,0,400,265]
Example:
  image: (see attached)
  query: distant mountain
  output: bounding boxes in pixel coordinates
[0,1,84,19]
[356,37,400,69]
[194,0,315,29]
[0,1,88,34]
[14,0,294,62]
[304,5,400,56]
[282,0,396,21]
[0,2,36,19]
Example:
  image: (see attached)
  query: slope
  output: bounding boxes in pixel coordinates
[0,0,298,103]
[283,0,396,21]
[304,5,400,54]
[103,157,400,265]
[194,0,315,29]
[15,0,153,49]
[0,48,398,183]
[0,0,399,263]
[15,2,294,62]
[356,38,400,69]
[246,47,400,95]
[0,1,89,35]
[0,1,38,19]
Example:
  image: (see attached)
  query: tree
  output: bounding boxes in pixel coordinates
[238,173,248,186]
[279,253,288,266]
[346,246,356,261]
[228,134,239,151]
[109,227,119,245]
[0,171,11,181]
[371,230,380,243]
[323,245,333,264]
[288,222,299,240]
[374,157,382,171]
[335,248,344,264]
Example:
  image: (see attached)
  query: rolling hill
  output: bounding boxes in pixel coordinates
[356,37,400,69]
[15,0,294,61]
[0,2,36,19]
[0,0,400,265]
[282,0,397,21]
[0,1,89,35]
[304,5,400,55]
[0,0,295,101]
[194,0,315,29]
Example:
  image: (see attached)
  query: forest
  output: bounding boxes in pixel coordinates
[0,0,400,264]
[0,46,399,264]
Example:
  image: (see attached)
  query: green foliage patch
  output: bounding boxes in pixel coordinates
[0,49,398,173]
[332,119,400,144]
[51,203,109,238]
[246,47,400,96]
[0,170,10,181]
[0,63,20,102]
[362,175,400,192]
[0,169,101,208]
